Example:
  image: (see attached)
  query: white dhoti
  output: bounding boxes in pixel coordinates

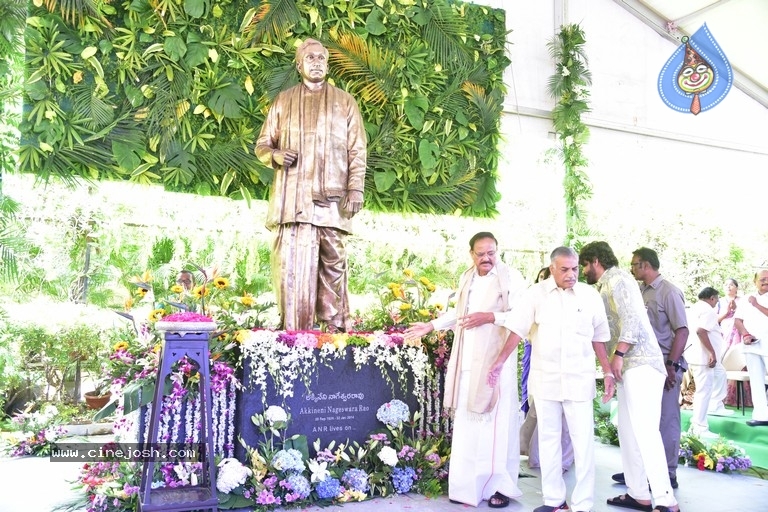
[448,360,522,506]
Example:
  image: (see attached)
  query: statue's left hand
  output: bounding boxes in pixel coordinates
[343,190,364,214]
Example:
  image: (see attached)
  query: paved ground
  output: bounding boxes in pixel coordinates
[1,441,765,512]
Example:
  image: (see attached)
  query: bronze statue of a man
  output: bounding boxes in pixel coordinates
[256,39,367,332]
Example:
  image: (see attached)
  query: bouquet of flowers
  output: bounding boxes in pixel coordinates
[679,432,752,473]
[0,404,68,457]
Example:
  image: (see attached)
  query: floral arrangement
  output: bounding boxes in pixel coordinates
[238,327,450,439]
[218,402,450,510]
[679,432,752,473]
[56,263,456,512]
[356,269,447,330]
[0,404,68,457]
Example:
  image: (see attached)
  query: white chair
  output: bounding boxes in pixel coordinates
[722,347,750,415]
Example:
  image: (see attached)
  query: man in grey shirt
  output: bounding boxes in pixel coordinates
[621,247,688,490]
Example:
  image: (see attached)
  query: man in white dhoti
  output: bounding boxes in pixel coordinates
[488,246,613,512]
[404,232,525,508]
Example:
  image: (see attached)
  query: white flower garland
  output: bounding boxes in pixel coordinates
[240,330,442,438]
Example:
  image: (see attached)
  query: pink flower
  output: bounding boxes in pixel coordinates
[162,312,214,322]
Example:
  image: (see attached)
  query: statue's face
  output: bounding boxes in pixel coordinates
[298,44,328,83]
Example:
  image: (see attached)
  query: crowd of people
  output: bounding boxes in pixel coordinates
[405,233,766,512]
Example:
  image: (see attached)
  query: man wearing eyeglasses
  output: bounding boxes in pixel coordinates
[404,232,525,509]
[619,247,688,491]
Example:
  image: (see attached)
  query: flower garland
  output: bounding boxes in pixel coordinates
[547,23,593,246]
[240,329,434,419]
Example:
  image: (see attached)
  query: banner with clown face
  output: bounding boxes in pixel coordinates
[658,23,733,115]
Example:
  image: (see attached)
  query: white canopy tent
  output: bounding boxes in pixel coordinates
[465,0,768,274]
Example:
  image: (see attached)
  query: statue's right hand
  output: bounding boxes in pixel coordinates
[273,149,298,168]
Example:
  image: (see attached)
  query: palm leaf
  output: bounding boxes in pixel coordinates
[461,82,501,133]
[42,0,111,32]
[247,0,301,45]
[406,171,478,214]
[0,0,25,56]
[70,82,115,129]
[328,32,398,106]
[420,1,471,70]
[258,62,298,102]
[194,140,263,196]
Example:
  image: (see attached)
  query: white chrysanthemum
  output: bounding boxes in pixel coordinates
[216,458,252,493]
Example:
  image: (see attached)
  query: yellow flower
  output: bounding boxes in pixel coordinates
[250,452,268,482]
[193,285,210,298]
[332,333,348,350]
[234,330,249,344]
[419,276,432,286]
[124,297,134,311]
[152,344,162,353]
[434,303,443,311]
[418,309,430,317]
[240,293,254,307]
[427,284,436,292]
[399,303,412,311]
[403,269,414,278]
[141,270,153,283]
[214,277,229,289]
[137,288,148,298]
[113,341,129,352]
[149,309,165,322]
[170,284,184,294]
[387,282,398,290]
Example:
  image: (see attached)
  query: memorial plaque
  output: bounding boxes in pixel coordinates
[237,351,419,458]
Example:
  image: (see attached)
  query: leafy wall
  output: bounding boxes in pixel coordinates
[19,0,510,216]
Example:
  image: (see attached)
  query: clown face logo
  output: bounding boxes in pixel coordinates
[677,60,714,94]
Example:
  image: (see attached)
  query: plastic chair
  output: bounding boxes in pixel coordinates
[722,347,750,415]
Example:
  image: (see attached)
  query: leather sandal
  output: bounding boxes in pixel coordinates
[488,492,510,508]
[607,494,652,511]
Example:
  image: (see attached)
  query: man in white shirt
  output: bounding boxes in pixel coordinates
[689,287,725,436]
[488,246,613,512]
[733,269,768,427]
[404,232,525,508]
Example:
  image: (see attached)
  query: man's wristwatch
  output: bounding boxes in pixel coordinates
[665,359,681,371]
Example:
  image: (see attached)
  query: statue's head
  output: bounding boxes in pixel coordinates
[296,38,329,84]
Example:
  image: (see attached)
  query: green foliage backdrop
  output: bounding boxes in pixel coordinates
[18,0,510,216]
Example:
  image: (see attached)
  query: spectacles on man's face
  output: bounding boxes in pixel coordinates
[472,250,496,259]
[630,261,644,269]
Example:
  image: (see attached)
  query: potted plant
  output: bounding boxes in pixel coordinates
[83,378,111,410]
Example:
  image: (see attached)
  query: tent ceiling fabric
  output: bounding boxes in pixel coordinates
[615,0,768,108]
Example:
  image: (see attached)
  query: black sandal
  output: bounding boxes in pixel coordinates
[488,492,510,509]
